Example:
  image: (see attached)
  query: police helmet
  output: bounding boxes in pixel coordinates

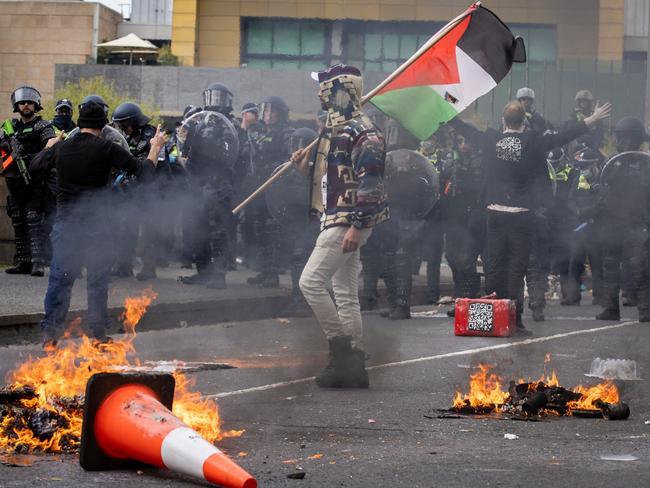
[574,147,602,168]
[259,95,289,123]
[241,102,258,116]
[183,105,202,121]
[11,86,43,112]
[111,101,151,127]
[289,127,317,153]
[203,83,233,111]
[575,90,594,102]
[54,99,73,113]
[613,116,647,148]
[79,95,109,115]
[516,87,535,100]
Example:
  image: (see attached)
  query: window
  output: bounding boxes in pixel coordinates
[510,24,556,64]
[342,21,444,72]
[242,18,331,69]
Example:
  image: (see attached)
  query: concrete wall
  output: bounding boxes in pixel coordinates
[0,1,122,120]
[55,63,374,118]
[171,0,626,68]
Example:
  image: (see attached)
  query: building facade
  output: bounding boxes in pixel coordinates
[171,0,627,69]
[0,0,122,120]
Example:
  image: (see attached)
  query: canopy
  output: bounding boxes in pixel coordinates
[97,33,158,64]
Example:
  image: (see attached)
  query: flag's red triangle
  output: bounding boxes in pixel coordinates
[377,15,471,95]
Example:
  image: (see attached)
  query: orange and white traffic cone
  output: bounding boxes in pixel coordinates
[80,372,256,488]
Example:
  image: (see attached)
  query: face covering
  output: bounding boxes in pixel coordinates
[53,114,74,131]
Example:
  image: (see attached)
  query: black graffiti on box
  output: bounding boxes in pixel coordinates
[467,302,494,332]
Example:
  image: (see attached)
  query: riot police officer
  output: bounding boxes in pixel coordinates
[52,99,76,134]
[246,95,293,288]
[597,117,650,321]
[1,86,55,276]
[179,83,240,289]
[110,102,158,279]
[566,147,604,305]
[266,127,319,315]
[516,87,549,133]
[564,90,604,151]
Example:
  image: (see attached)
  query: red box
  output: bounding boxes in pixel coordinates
[454,298,516,337]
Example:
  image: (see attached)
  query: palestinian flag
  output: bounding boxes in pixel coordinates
[369,3,526,140]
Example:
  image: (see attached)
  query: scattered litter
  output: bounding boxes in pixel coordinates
[459,429,473,432]
[367,419,376,424]
[238,452,248,457]
[282,459,300,464]
[179,320,188,328]
[277,318,291,325]
[285,396,296,401]
[438,296,454,305]
[645,420,650,425]
[586,358,641,381]
[599,454,638,462]
[49,478,62,481]
[457,364,471,369]
[503,433,519,440]
[136,470,144,475]
[308,454,323,460]
[410,310,445,318]
[287,472,306,480]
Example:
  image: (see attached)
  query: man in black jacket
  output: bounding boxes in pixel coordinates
[449,100,611,333]
[33,102,165,348]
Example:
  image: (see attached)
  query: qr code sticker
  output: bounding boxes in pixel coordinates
[468,302,494,332]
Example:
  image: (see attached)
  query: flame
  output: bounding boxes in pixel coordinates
[568,381,620,411]
[452,362,620,416]
[0,288,241,454]
[452,364,509,411]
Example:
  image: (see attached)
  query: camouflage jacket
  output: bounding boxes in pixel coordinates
[310,114,389,230]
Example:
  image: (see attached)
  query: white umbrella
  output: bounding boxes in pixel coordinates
[97,33,158,65]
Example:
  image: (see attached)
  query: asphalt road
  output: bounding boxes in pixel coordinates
[0,301,648,488]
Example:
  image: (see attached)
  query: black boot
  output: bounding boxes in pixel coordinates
[596,308,620,321]
[5,263,32,275]
[389,305,411,320]
[515,314,532,336]
[531,307,545,322]
[359,293,378,311]
[315,336,369,389]
[31,262,45,277]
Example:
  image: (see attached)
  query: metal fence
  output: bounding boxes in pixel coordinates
[470,59,647,129]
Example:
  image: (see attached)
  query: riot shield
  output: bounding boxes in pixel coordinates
[384,149,439,220]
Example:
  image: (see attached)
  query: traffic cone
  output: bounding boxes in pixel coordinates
[80,372,256,488]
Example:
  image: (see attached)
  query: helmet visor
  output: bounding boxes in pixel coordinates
[203,89,233,109]
[13,87,40,105]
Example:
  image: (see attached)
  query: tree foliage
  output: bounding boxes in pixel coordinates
[157,44,179,66]
[42,76,159,124]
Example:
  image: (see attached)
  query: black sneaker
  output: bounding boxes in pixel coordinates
[5,263,32,275]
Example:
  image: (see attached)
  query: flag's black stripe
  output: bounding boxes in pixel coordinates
[457,5,520,83]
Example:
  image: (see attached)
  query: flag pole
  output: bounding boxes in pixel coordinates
[232,2,479,215]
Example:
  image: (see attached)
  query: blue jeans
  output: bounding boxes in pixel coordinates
[41,209,115,340]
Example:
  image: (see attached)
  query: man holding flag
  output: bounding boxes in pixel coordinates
[292,64,388,389]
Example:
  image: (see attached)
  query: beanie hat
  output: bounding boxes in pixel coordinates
[77,101,107,129]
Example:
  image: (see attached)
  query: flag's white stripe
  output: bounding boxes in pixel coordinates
[430,46,497,112]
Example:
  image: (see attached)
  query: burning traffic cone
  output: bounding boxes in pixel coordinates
[80,372,256,488]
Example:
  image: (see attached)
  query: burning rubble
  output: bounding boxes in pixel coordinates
[0,287,242,454]
[449,359,630,420]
